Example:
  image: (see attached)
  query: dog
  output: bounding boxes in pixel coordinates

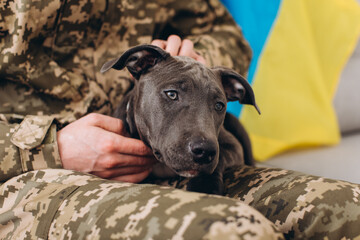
[101,44,260,195]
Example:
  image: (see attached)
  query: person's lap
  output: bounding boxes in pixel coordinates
[224,166,360,239]
[1,166,360,239]
[149,166,360,239]
[0,169,282,239]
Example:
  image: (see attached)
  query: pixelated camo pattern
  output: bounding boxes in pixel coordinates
[0,169,283,240]
[152,166,360,239]
[2,167,360,239]
[0,0,251,184]
[0,0,251,127]
[0,116,62,182]
[0,0,252,182]
[1,0,360,239]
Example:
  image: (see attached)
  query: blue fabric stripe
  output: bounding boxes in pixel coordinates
[221,0,282,117]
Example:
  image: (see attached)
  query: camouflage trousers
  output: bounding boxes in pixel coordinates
[0,166,359,240]
[153,166,360,239]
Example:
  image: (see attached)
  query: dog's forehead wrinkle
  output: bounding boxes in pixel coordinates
[149,57,222,93]
[174,55,198,66]
[173,56,211,75]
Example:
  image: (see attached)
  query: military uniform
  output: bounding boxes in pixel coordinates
[0,0,359,239]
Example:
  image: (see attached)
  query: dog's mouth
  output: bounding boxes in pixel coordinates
[153,149,200,177]
[176,170,199,178]
[175,169,200,178]
[152,148,212,178]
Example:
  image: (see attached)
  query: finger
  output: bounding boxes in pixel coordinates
[178,39,194,57]
[166,35,182,56]
[93,153,157,170]
[188,50,207,65]
[194,54,207,65]
[178,40,207,65]
[91,165,153,179]
[103,133,154,156]
[151,39,167,50]
[84,113,126,135]
[110,168,153,183]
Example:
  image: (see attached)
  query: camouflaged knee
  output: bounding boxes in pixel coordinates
[150,166,360,240]
[224,166,360,240]
[0,169,283,239]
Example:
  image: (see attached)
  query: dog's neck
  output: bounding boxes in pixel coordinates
[124,96,138,138]
[114,92,137,137]
[119,93,154,149]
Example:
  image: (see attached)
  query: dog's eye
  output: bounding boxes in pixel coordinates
[215,102,225,112]
[165,91,178,100]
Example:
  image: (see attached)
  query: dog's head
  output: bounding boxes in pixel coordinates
[101,44,260,177]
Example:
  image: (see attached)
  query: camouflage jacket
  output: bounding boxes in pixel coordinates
[0,0,252,183]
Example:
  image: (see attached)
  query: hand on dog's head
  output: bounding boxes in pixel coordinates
[101,44,260,178]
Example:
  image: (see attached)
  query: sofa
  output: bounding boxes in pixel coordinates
[257,38,360,184]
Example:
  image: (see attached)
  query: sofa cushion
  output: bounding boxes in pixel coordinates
[257,132,360,184]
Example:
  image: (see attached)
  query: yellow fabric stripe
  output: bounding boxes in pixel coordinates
[241,0,360,161]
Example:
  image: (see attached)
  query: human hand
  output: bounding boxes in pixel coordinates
[151,35,206,65]
[57,113,157,183]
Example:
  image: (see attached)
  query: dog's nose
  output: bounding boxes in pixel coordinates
[189,139,217,164]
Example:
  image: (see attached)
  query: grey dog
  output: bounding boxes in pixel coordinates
[101,45,260,195]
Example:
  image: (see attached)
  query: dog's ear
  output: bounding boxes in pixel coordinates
[213,67,261,114]
[100,44,170,79]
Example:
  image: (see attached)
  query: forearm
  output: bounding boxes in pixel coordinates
[0,0,85,102]
[0,116,62,182]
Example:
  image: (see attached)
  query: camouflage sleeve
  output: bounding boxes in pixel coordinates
[0,116,62,182]
[157,0,252,76]
[0,0,85,102]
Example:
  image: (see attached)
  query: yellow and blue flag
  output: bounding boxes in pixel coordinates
[221,0,360,161]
